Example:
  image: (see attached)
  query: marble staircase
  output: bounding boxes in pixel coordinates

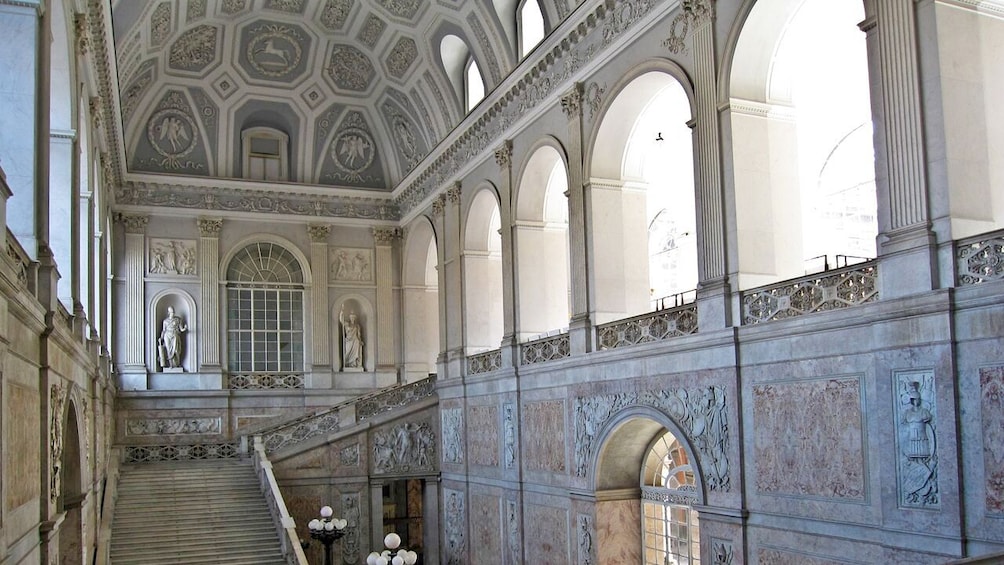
[109,459,286,565]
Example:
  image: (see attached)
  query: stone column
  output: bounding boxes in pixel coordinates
[117,214,148,387]
[308,224,331,375]
[494,141,519,370]
[372,226,400,377]
[443,184,465,378]
[431,194,449,378]
[561,83,591,355]
[0,1,43,257]
[683,1,731,329]
[863,0,937,298]
[197,217,222,372]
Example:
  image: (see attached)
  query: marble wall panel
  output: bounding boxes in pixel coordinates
[753,376,865,500]
[5,382,39,509]
[757,547,845,565]
[443,488,467,564]
[524,503,569,563]
[468,404,498,467]
[470,493,501,563]
[283,485,328,565]
[523,400,565,473]
[596,499,640,564]
[980,365,1004,514]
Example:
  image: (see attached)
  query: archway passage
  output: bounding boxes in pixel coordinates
[593,415,704,565]
[463,188,503,353]
[59,402,84,565]
[402,218,440,381]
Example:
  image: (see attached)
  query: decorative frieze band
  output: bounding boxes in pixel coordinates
[125,417,221,436]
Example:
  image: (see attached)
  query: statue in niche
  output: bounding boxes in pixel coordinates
[158,306,188,370]
[339,305,364,370]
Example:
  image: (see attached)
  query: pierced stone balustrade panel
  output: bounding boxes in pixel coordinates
[467,348,502,375]
[520,334,570,365]
[741,262,878,325]
[261,411,340,453]
[357,376,437,421]
[124,442,241,462]
[228,373,304,389]
[957,230,1004,285]
[597,306,698,350]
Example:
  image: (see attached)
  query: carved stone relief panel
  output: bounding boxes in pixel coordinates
[135,90,210,173]
[237,21,311,84]
[893,370,938,508]
[321,111,385,187]
[385,36,417,79]
[330,247,373,282]
[50,383,66,501]
[168,25,220,75]
[524,400,566,473]
[357,14,387,48]
[6,383,40,509]
[506,498,521,565]
[573,387,731,491]
[443,488,467,565]
[711,538,734,565]
[371,419,435,474]
[319,0,353,30]
[503,402,516,469]
[341,492,362,564]
[125,417,221,436]
[577,514,594,565]
[753,376,865,500]
[468,404,498,467]
[441,407,463,464]
[150,2,173,48]
[148,238,197,276]
[524,503,568,564]
[470,493,501,563]
[339,443,360,467]
[980,365,1004,514]
[326,44,375,92]
[758,546,843,565]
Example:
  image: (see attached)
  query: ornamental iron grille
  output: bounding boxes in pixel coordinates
[741,261,878,324]
[467,348,502,375]
[124,442,241,462]
[597,305,698,350]
[520,333,570,365]
[228,373,304,389]
[956,230,1004,285]
[226,242,305,376]
[641,430,701,565]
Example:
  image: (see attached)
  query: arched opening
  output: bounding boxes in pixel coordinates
[462,187,504,353]
[514,143,569,339]
[589,70,697,323]
[465,56,485,111]
[440,34,471,111]
[728,0,876,289]
[592,414,704,564]
[59,401,84,565]
[402,218,440,381]
[518,0,545,58]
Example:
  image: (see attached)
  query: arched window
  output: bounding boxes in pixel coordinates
[465,56,485,111]
[642,430,700,565]
[518,0,545,58]
[226,242,304,373]
[242,126,288,181]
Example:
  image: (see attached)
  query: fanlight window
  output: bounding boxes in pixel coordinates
[642,430,700,565]
[226,242,304,373]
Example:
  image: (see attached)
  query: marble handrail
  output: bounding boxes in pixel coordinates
[252,438,309,565]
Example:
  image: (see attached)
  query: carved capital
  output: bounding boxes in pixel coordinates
[664,0,716,54]
[372,227,401,245]
[88,96,103,127]
[684,0,716,24]
[197,217,223,237]
[74,13,89,55]
[307,224,331,242]
[560,83,584,120]
[447,182,461,205]
[494,140,512,168]
[117,213,149,234]
[432,194,447,217]
[99,152,115,187]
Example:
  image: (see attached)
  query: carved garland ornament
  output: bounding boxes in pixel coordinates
[573,387,731,491]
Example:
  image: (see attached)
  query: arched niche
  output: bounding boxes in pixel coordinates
[58,394,86,565]
[149,289,197,374]
[332,294,375,373]
[401,216,440,381]
[461,184,504,353]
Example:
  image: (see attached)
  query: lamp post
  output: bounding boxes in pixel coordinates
[366,532,418,565]
[307,505,348,565]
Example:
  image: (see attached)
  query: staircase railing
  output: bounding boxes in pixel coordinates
[253,375,438,455]
[252,438,309,565]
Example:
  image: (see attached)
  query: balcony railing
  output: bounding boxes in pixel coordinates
[520,332,570,365]
[597,304,698,350]
[467,348,502,375]
[228,373,304,390]
[741,260,878,324]
[957,229,1004,286]
[123,442,242,463]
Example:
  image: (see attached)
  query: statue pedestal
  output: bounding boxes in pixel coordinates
[162,367,185,373]
[342,367,364,373]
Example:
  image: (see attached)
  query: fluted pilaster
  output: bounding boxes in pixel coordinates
[197,217,222,369]
[561,82,591,355]
[308,224,331,369]
[373,226,400,374]
[495,140,519,369]
[118,214,147,368]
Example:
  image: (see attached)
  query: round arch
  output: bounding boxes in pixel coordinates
[58,394,86,565]
[401,216,440,380]
[462,184,504,353]
[148,288,197,373]
[219,234,313,284]
[332,293,375,373]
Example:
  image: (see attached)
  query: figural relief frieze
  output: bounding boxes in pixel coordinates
[980,365,1004,514]
[372,421,435,474]
[125,417,221,436]
[330,247,372,282]
[574,387,731,491]
[894,370,939,508]
[442,407,464,464]
[148,238,197,276]
[444,489,467,565]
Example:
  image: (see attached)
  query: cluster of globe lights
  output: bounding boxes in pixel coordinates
[366,533,418,565]
[307,505,347,536]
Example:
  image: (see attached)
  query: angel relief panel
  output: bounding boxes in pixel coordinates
[148,239,197,276]
[330,247,372,282]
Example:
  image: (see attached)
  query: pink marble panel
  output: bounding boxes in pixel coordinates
[524,503,568,563]
[758,547,844,565]
[5,383,39,509]
[753,377,865,499]
[597,499,641,564]
[470,494,501,563]
[524,400,565,473]
[468,405,499,467]
[980,366,1004,514]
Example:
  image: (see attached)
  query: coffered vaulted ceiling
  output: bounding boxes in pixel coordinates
[110,0,575,197]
